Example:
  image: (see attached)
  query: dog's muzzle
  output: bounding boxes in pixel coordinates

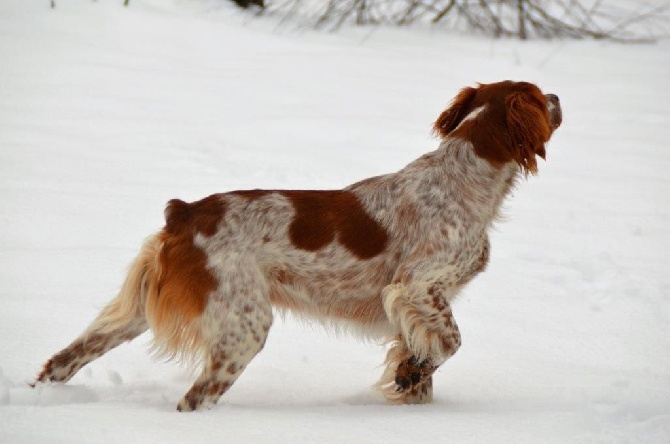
[545,93,562,129]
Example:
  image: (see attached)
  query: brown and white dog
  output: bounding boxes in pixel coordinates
[34,80,562,411]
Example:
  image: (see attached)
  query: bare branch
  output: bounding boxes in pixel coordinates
[263,0,669,42]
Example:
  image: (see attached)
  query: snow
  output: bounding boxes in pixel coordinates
[1,0,669,442]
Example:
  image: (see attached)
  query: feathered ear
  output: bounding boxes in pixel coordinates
[506,91,551,175]
[433,86,478,137]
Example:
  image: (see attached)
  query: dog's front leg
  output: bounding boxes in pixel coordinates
[378,275,462,403]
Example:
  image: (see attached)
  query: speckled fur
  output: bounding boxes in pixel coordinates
[34,81,562,411]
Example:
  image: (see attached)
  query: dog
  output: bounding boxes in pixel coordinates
[33,80,562,411]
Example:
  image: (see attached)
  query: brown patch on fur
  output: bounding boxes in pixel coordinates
[230,189,272,202]
[146,195,225,358]
[505,90,552,173]
[164,194,226,237]
[153,234,217,322]
[281,190,388,259]
[433,86,478,137]
[434,81,554,175]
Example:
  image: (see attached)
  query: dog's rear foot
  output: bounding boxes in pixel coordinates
[32,355,80,386]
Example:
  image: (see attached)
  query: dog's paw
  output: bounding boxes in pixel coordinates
[394,356,437,394]
[32,359,67,386]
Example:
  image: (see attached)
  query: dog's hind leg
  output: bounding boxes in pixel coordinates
[34,235,159,385]
[175,264,274,412]
[34,313,148,385]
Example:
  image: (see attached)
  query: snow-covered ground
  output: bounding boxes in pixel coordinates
[1,1,669,442]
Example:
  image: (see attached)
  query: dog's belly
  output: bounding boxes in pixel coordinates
[265,254,396,336]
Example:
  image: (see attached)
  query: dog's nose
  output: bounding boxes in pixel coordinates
[545,93,562,129]
[545,93,559,104]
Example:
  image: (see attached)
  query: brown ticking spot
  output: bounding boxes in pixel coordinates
[34,359,56,384]
[428,283,448,312]
[432,294,446,312]
[206,383,220,397]
[456,244,491,286]
[192,382,207,395]
[65,362,77,375]
[227,363,238,374]
[179,395,199,412]
[440,333,461,356]
[273,268,297,286]
[223,383,232,396]
[84,334,109,355]
[280,190,388,259]
[215,349,229,362]
[207,381,229,397]
[396,200,420,230]
[475,242,490,272]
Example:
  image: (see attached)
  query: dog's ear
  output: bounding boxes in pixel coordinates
[433,86,478,137]
[505,91,551,175]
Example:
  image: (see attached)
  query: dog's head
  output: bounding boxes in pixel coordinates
[434,81,562,175]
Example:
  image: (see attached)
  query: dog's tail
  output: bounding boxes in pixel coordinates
[88,229,210,364]
[83,233,163,337]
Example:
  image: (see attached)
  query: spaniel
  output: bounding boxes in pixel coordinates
[33,80,562,411]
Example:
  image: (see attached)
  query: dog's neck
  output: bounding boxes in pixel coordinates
[433,137,520,226]
[352,137,521,238]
